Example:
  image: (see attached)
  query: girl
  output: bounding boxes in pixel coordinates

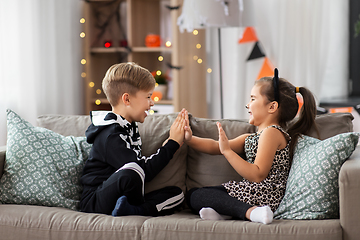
[184,69,317,224]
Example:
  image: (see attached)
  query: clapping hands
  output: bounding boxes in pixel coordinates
[169,108,192,145]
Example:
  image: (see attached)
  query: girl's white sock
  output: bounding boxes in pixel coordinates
[199,207,232,220]
[249,206,273,224]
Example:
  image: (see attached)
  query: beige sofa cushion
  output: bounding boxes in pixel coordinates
[138,113,187,194]
[186,112,354,191]
[305,113,354,140]
[141,210,342,240]
[1,204,149,240]
[186,117,257,190]
[37,113,188,195]
[37,114,91,137]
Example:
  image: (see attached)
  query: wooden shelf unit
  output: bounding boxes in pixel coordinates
[82,0,208,118]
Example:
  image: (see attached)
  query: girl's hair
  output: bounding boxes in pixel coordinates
[102,62,155,107]
[255,77,318,159]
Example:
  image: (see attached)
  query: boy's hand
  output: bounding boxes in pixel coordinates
[169,109,186,144]
[184,109,192,142]
[217,122,231,155]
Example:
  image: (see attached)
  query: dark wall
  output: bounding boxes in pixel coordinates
[350,0,360,96]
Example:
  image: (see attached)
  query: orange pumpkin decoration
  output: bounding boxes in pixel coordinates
[151,91,163,102]
[145,34,161,47]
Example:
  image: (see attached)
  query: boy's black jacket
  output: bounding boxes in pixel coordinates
[80,111,179,191]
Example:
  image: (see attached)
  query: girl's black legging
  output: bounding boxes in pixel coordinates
[187,185,253,220]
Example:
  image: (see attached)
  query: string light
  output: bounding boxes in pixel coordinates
[156,70,162,76]
[80,32,85,38]
[81,72,86,78]
[81,59,86,65]
[149,109,155,115]
[207,68,212,73]
[197,58,203,64]
[158,56,164,61]
[196,43,201,49]
[193,30,198,35]
[89,82,95,88]
[165,41,172,47]
[96,89,102,94]
[193,55,198,61]
[80,18,85,24]
[95,99,101,105]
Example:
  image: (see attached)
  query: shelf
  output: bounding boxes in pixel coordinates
[153,99,173,105]
[90,47,129,53]
[83,0,207,117]
[132,47,172,53]
[92,98,173,105]
[90,47,172,54]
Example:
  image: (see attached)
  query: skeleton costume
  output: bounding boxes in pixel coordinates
[80,111,184,216]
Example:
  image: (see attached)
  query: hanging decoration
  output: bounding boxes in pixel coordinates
[238,27,257,43]
[257,57,274,80]
[239,27,303,112]
[239,26,275,80]
[247,42,265,61]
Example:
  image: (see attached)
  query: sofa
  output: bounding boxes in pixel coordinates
[0,110,359,240]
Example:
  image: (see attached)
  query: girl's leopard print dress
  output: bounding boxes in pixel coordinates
[222,125,291,212]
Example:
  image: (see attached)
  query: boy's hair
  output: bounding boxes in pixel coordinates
[102,62,155,107]
[255,77,318,160]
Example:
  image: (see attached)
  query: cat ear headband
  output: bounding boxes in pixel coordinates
[273,68,280,103]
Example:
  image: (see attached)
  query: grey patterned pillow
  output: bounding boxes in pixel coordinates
[0,109,92,210]
[274,132,359,219]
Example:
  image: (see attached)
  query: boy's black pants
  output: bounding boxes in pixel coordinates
[80,168,184,216]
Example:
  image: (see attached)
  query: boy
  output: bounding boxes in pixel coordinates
[80,62,186,216]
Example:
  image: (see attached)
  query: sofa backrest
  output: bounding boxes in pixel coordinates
[185,112,354,191]
[0,146,6,178]
[186,117,256,190]
[0,112,355,193]
[36,114,92,137]
[36,113,189,194]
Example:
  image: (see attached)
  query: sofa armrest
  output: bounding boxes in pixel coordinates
[0,145,6,178]
[339,146,360,240]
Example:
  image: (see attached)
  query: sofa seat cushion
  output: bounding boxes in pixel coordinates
[0,205,149,240]
[141,210,342,240]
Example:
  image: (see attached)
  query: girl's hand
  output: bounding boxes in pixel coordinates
[217,122,231,155]
[184,109,192,142]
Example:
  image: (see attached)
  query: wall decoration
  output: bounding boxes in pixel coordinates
[257,57,274,80]
[239,27,275,80]
[238,26,258,43]
[247,41,265,60]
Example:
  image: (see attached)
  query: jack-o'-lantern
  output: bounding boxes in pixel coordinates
[145,34,161,47]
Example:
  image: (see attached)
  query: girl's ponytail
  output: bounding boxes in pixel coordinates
[287,87,318,158]
[256,73,319,161]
